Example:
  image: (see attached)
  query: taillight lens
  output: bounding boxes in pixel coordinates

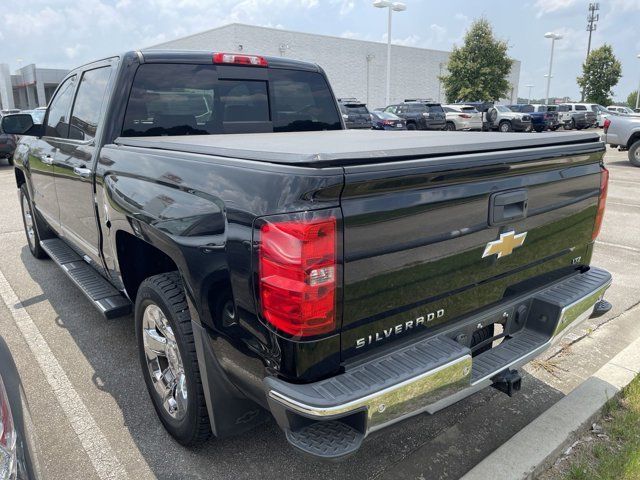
[458,114,472,119]
[603,118,611,133]
[213,52,268,67]
[0,375,16,477]
[592,167,609,241]
[259,214,337,337]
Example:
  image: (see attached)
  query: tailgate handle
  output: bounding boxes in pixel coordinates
[490,190,528,225]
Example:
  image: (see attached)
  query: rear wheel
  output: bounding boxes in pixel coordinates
[534,126,544,133]
[499,121,513,133]
[444,122,456,131]
[406,122,417,130]
[629,140,640,167]
[19,185,47,259]
[136,272,211,446]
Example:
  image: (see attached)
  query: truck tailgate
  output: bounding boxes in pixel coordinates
[340,141,605,360]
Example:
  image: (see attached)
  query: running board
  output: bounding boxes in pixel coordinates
[40,239,132,319]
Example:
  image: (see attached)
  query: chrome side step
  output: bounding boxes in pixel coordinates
[40,239,131,319]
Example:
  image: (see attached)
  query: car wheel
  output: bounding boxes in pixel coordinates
[499,121,513,133]
[136,272,212,446]
[629,140,640,167]
[534,126,544,133]
[406,122,417,130]
[444,122,456,131]
[19,184,48,259]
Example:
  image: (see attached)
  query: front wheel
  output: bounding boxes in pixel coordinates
[19,185,47,259]
[499,121,513,133]
[136,272,212,446]
[629,140,640,167]
[406,122,417,130]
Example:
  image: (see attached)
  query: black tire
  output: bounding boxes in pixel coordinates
[7,156,14,166]
[135,272,212,446]
[498,120,513,133]
[406,122,417,130]
[629,140,640,167]
[534,126,544,133]
[19,184,47,259]
[444,122,456,131]
[570,118,577,130]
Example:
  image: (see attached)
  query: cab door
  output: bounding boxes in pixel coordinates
[28,74,78,233]
[53,64,113,266]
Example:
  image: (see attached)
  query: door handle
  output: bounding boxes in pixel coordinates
[42,155,54,165]
[489,189,528,225]
[73,166,92,178]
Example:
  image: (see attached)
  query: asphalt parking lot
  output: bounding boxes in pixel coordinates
[0,140,638,480]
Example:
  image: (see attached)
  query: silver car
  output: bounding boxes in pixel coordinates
[604,114,640,166]
[442,105,483,131]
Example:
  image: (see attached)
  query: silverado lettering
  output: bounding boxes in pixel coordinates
[1,49,611,460]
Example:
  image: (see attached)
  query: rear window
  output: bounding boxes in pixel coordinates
[425,104,443,113]
[121,64,341,136]
[342,105,369,115]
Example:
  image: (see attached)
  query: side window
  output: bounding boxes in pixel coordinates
[69,67,112,141]
[45,75,77,138]
[385,106,396,114]
[575,105,587,111]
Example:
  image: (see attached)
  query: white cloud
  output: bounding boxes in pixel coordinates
[611,0,640,10]
[534,0,578,17]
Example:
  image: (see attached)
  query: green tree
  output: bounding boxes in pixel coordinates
[577,44,622,106]
[628,91,638,109]
[440,18,513,102]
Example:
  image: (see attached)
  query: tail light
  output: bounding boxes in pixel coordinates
[0,375,16,477]
[592,167,609,241]
[258,212,338,337]
[458,114,472,119]
[383,120,395,125]
[213,52,268,67]
[603,118,611,133]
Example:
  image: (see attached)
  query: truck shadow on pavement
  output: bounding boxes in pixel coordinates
[18,246,566,480]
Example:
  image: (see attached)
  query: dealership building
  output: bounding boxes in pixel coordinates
[148,23,521,108]
[0,63,68,111]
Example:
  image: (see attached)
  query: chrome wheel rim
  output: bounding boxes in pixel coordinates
[142,304,188,420]
[22,195,35,250]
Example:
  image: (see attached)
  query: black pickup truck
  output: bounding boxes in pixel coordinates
[2,50,612,460]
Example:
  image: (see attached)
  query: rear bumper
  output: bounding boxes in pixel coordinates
[265,266,611,458]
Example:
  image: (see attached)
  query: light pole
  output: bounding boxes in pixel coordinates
[544,32,562,105]
[636,53,640,110]
[525,84,534,103]
[373,0,406,106]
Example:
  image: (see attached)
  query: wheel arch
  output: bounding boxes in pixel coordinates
[628,131,640,149]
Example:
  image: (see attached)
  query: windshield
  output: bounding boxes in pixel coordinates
[122,64,342,136]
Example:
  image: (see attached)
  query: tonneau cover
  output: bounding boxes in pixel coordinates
[115,130,601,167]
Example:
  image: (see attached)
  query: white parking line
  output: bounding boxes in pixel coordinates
[596,241,640,253]
[0,268,128,480]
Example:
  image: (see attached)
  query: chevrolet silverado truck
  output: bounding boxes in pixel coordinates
[2,50,612,460]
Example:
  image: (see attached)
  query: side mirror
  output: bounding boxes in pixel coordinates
[1,114,41,136]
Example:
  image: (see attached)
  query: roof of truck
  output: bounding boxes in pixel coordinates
[115,130,602,167]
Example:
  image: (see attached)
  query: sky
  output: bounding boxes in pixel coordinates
[2,0,640,102]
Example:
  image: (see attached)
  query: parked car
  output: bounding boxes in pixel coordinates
[551,104,589,130]
[560,104,597,127]
[529,104,561,131]
[369,110,406,130]
[338,99,372,129]
[508,104,557,132]
[604,114,640,166]
[0,114,17,165]
[456,101,495,131]
[486,105,532,132]
[0,335,42,479]
[607,105,638,115]
[442,105,483,131]
[2,50,612,460]
[578,104,610,128]
[385,102,446,130]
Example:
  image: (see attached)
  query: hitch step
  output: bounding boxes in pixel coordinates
[491,369,522,397]
[591,299,612,318]
[285,421,364,460]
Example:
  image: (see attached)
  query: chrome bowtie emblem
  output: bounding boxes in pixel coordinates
[482,230,527,259]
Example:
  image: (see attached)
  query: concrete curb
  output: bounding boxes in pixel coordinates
[461,325,640,480]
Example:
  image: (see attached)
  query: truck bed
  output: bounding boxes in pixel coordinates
[115,130,602,167]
